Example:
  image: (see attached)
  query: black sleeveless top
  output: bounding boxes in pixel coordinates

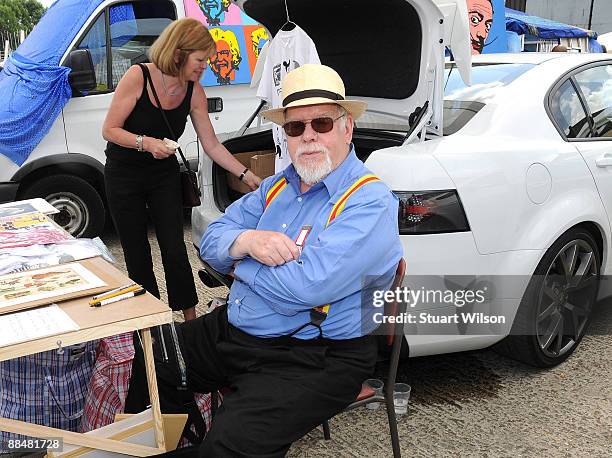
[105,64,194,164]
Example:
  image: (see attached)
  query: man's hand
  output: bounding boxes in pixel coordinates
[230,230,300,266]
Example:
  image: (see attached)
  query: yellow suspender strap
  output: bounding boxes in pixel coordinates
[326,174,380,227]
[313,174,381,324]
[264,177,288,209]
[262,174,381,328]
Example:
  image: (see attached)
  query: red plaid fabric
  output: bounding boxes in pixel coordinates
[81,332,215,444]
[81,333,134,431]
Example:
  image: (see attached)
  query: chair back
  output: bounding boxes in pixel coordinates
[198,260,234,288]
[383,258,407,399]
[384,258,407,347]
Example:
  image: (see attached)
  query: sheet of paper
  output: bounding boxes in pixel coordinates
[0,262,107,309]
[0,304,80,347]
[0,198,58,216]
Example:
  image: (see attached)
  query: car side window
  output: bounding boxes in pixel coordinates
[550,80,592,139]
[573,64,612,138]
[73,0,176,94]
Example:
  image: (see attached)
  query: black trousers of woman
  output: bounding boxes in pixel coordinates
[105,157,197,311]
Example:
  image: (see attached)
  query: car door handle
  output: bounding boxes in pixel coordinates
[595,155,612,167]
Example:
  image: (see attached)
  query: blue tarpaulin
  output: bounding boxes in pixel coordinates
[0,0,103,165]
[505,7,602,53]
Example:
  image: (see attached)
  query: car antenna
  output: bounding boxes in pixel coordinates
[281,0,296,31]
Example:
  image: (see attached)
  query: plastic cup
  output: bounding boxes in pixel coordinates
[393,383,411,415]
[364,378,384,410]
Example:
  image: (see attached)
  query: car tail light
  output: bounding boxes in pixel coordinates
[394,190,470,234]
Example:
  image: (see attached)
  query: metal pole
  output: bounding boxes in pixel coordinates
[588,0,595,30]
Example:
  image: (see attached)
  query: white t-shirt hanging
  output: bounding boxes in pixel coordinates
[257,25,320,172]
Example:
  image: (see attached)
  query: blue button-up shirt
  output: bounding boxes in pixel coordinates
[200,146,403,339]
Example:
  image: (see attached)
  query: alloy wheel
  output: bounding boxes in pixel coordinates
[535,239,599,358]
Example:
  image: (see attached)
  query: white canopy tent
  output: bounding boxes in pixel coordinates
[598,32,612,52]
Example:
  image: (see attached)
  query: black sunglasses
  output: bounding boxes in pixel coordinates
[282,114,345,137]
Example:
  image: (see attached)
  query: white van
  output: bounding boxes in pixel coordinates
[0,0,265,237]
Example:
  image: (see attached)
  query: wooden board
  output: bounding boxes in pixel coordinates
[0,257,173,456]
[0,258,172,362]
[48,412,187,458]
[0,256,126,316]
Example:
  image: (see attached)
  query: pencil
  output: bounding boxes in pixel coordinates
[89,284,141,305]
[91,283,137,301]
[90,288,146,307]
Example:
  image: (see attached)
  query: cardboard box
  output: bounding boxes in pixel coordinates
[250,151,275,179]
[227,150,276,194]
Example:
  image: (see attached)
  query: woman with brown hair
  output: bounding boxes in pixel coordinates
[102,18,260,320]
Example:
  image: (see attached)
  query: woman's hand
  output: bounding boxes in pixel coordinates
[144,137,176,159]
[243,170,261,191]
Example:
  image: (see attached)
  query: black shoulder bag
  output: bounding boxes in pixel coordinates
[139,64,201,207]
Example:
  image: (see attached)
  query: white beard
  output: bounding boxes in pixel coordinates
[293,143,333,185]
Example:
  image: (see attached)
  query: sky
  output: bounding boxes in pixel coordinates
[40,0,55,7]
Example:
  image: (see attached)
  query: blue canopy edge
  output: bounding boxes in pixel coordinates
[505,7,598,41]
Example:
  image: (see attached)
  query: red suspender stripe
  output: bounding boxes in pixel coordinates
[326,174,380,227]
[312,175,381,325]
[265,178,288,209]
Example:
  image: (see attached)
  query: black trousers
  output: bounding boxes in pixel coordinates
[126,306,378,457]
[105,158,197,311]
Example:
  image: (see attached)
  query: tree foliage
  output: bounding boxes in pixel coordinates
[0,0,46,34]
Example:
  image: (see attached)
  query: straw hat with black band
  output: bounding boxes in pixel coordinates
[260,64,367,125]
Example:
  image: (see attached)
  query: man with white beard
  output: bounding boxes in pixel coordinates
[153,64,402,457]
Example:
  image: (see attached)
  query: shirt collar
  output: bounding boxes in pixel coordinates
[283,144,360,199]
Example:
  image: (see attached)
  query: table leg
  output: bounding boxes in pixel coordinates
[141,328,166,452]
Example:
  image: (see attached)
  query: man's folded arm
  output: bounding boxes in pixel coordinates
[234,190,401,310]
[200,187,266,273]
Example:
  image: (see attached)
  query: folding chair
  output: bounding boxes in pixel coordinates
[321,257,406,458]
[198,261,233,420]
[199,258,408,457]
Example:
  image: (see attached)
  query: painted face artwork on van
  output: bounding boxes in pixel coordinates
[467,0,493,54]
[196,0,230,26]
[209,28,243,84]
[251,27,269,59]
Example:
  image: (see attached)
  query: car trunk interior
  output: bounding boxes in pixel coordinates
[213,0,424,210]
[214,129,405,211]
[242,0,422,100]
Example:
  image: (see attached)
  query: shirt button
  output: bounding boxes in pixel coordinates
[297,197,303,202]
[282,223,287,228]
[234,299,240,304]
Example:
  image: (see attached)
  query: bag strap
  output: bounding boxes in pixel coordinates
[137,63,192,173]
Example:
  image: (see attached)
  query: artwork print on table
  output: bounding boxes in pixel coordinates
[0,262,106,309]
[0,212,72,250]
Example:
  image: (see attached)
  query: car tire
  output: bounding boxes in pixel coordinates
[21,174,105,238]
[495,228,600,367]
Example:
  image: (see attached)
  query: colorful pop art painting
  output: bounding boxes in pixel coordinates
[244,25,270,75]
[184,0,270,87]
[466,0,507,55]
[205,27,249,85]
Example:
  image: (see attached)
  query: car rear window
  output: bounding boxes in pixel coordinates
[442,63,535,134]
[444,63,535,100]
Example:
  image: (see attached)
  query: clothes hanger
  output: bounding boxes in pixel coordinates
[280,0,296,31]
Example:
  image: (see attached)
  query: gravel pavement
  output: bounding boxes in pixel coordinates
[101,218,612,457]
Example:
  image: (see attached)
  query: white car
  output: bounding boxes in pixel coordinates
[192,0,612,367]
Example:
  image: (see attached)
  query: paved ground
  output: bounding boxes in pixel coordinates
[101,218,612,457]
